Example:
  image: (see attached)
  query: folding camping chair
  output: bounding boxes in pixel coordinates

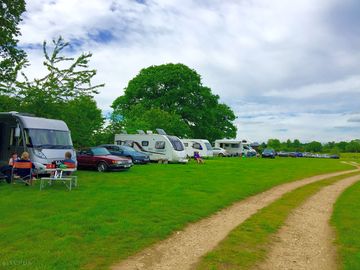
[11,161,34,185]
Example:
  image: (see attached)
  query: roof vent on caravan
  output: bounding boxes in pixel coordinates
[137,130,145,134]
[146,130,153,134]
[156,128,167,135]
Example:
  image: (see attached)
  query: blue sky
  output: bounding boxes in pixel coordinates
[19,0,360,142]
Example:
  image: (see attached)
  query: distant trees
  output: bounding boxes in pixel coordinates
[111,63,237,142]
[264,139,360,153]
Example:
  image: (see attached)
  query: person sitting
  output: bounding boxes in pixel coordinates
[194,151,204,164]
[63,151,76,165]
[0,152,19,184]
[14,151,35,185]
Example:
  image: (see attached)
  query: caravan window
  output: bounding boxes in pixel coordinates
[205,143,213,150]
[142,141,149,146]
[155,141,165,149]
[231,144,240,148]
[193,142,202,150]
[166,136,184,151]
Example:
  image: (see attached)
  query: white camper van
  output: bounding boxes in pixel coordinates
[114,129,188,163]
[0,112,76,170]
[214,139,257,157]
[214,139,243,156]
[181,139,213,158]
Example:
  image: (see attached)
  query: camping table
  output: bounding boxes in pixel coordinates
[40,168,77,191]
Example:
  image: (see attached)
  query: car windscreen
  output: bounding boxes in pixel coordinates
[120,146,136,152]
[166,136,184,151]
[92,147,110,156]
[24,128,73,149]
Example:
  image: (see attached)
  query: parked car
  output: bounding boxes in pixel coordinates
[212,147,230,157]
[262,148,276,159]
[99,144,150,164]
[330,154,340,159]
[77,147,133,172]
[277,151,289,157]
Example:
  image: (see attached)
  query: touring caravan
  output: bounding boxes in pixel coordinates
[114,129,188,163]
[0,112,76,170]
[181,139,213,158]
[214,139,257,157]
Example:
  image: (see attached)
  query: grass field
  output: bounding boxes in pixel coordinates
[196,171,360,270]
[332,181,360,270]
[0,158,354,269]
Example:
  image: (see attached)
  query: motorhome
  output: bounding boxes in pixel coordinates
[214,139,257,157]
[0,112,76,169]
[181,139,213,158]
[114,129,188,163]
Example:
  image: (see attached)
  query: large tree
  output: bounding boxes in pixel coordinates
[0,0,27,93]
[112,63,237,142]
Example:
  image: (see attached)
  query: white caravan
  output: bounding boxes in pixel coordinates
[114,129,188,163]
[214,139,257,157]
[0,112,76,170]
[181,139,213,158]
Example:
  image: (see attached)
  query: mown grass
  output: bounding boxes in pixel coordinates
[331,181,360,270]
[196,171,360,270]
[340,152,360,162]
[0,158,353,269]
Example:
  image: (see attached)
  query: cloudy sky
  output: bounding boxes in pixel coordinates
[18,0,360,142]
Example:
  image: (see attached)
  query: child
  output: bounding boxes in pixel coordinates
[194,151,204,164]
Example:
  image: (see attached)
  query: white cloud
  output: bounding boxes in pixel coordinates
[18,0,360,141]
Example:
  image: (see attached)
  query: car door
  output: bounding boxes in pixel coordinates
[78,149,93,167]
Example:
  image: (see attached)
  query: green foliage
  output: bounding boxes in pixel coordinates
[332,181,360,270]
[0,158,352,269]
[1,37,105,148]
[306,141,323,152]
[0,0,27,93]
[112,63,237,142]
[266,138,281,150]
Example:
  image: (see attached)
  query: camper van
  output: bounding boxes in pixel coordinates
[214,139,257,157]
[181,139,213,158]
[114,129,188,163]
[0,112,76,170]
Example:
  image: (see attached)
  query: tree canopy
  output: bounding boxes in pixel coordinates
[112,63,237,142]
[0,0,27,93]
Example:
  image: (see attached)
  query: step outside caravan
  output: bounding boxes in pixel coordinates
[214,139,257,157]
[181,139,213,158]
[0,112,76,172]
[114,129,188,163]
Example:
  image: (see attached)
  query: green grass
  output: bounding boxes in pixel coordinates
[331,181,360,270]
[196,171,360,270]
[0,158,353,269]
[340,152,360,162]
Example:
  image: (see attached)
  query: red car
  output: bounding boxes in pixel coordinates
[77,147,133,172]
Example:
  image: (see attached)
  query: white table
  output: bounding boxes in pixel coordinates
[40,168,77,191]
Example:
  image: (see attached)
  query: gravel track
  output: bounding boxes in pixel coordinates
[111,169,359,270]
[256,174,360,270]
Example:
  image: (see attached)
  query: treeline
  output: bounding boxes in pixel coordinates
[262,139,360,153]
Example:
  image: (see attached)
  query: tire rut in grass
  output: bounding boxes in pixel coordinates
[111,169,359,270]
[256,174,360,270]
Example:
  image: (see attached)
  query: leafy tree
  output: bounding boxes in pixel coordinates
[267,139,281,151]
[9,37,105,147]
[305,141,322,152]
[0,0,27,93]
[345,140,360,153]
[112,63,237,142]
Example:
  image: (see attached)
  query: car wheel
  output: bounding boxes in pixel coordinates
[218,153,224,157]
[97,162,108,172]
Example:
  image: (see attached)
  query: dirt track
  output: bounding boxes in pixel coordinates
[256,174,360,270]
[111,168,359,270]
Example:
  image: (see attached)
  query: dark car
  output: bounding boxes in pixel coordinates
[99,144,150,164]
[77,147,133,172]
[262,148,276,159]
